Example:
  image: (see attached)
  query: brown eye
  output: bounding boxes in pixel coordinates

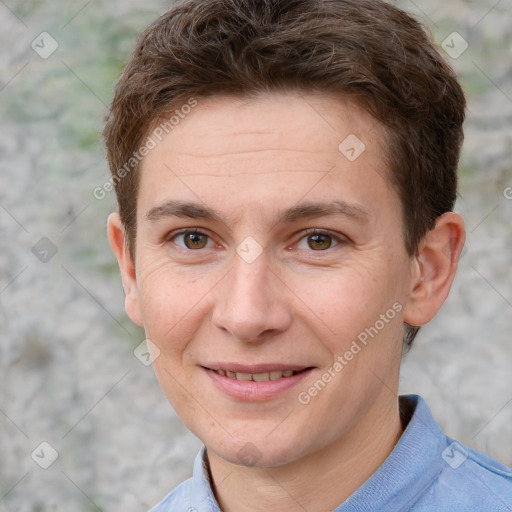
[307,233,333,250]
[171,230,212,250]
[184,232,208,249]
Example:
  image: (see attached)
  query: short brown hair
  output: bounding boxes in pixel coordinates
[103,0,466,344]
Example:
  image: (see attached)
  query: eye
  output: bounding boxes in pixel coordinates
[171,230,214,250]
[296,230,341,251]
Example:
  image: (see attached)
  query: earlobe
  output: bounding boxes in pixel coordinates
[403,212,466,327]
[107,213,144,327]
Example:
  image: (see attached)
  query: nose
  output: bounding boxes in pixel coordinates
[211,255,292,343]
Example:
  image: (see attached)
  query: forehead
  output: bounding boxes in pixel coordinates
[137,92,397,225]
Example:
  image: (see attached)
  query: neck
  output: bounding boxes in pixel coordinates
[207,393,404,512]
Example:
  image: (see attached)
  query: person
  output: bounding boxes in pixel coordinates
[103,0,512,510]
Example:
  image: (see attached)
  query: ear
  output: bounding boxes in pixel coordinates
[107,212,144,327]
[403,212,466,327]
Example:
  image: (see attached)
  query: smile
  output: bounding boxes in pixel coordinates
[211,369,299,381]
[202,365,314,401]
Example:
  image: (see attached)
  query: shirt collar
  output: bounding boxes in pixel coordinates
[335,394,449,511]
[187,447,222,511]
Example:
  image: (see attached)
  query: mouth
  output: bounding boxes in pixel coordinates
[207,368,307,381]
[202,364,315,401]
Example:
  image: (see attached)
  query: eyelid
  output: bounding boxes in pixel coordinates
[305,228,344,239]
[295,228,347,250]
[166,228,217,250]
[164,227,347,252]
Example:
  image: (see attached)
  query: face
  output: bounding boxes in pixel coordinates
[120,92,418,467]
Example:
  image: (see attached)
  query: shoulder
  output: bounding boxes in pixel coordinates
[414,440,512,511]
[391,396,512,511]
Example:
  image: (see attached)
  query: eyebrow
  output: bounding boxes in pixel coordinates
[144,199,370,225]
[145,201,223,223]
[278,201,370,224]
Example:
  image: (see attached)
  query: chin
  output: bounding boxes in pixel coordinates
[207,430,313,469]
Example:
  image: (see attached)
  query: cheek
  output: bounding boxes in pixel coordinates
[291,257,403,343]
[136,258,207,349]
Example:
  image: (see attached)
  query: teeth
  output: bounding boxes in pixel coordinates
[253,372,269,382]
[215,369,298,381]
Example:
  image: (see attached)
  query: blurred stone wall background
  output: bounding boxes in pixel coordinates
[0,0,510,510]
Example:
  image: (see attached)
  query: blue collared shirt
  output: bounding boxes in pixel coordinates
[149,395,512,511]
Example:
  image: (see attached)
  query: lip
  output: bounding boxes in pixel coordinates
[202,363,314,402]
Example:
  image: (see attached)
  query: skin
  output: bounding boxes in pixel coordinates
[108,91,465,512]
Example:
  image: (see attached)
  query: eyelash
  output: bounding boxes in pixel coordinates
[167,229,216,249]
[167,228,346,252]
[301,228,343,248]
